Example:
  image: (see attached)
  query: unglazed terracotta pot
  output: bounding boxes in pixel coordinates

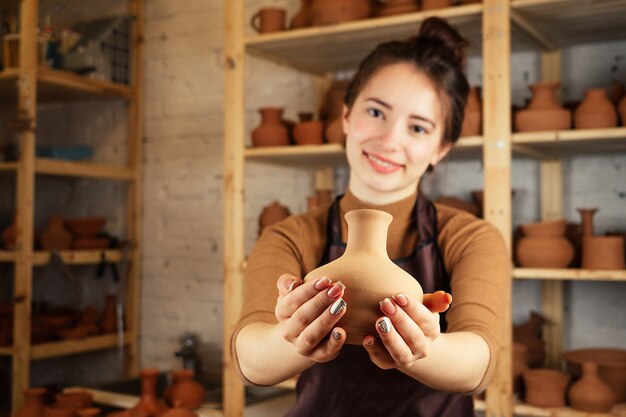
[568,361,615,412]
[303,209,423,344]
[250,8,286,34]
[161,403,198,417]
[77,409,101,417]
[130,369,168,417]
[460,86,482,137]
[294,120,324,145]
[563,348,626,403]
[251,108,290,147]
[15,387,47,417]
[39,216,73,251]
[290,0,313,28]
[377,0,419,17]
[574,88,618,129]
[258,201,291,235]
[578,207,598,237]
[44,405,77,417]
[619,95,626,126]
[516,237,574,268]
[164,369,206,409]
[523,369,569,407]
[581,236,625,270]
[514,82,571,132]
[101,294,117,334]
[310,0,371,26]
[513,311,546,368]
[520,219,567,238]
[55,390,93,409]
[422,0,453,10]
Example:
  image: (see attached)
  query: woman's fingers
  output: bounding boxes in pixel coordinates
[275,276,333,319]
[295,301,348,360]
[421,290,452,313]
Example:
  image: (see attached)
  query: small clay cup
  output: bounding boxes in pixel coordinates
[251,8,286,34]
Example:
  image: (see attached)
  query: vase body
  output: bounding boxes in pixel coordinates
[523,369,569,407]
[574,88,618,129]
[251,108,290,147]
[311,0,371,26]
[101,294,117,334]
[568,362,615,412]
[582,236,625,270]
[514,82,571,132]
[516,220,574,268]
[460,86,482,137]
[294,120,324,145]
[303,209,423,344]
[15,387,47,417]
[39,216,73,251]
[165,369,206,409]
[563,348,626,403]
[130,369,168,417]
[290,0,312,28]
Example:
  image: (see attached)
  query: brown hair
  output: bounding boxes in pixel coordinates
[344,17,470,146]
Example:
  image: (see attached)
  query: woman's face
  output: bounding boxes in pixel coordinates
[343,62,451,204]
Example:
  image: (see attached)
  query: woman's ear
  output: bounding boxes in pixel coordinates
[341,104,350,135]
[429,142,452,167]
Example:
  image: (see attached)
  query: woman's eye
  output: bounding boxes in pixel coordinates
[367,108,384,119]
[410,125,426,134]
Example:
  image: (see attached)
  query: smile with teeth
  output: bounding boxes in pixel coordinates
[364,152,403,173]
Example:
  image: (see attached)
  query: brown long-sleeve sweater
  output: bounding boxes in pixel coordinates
[231,190,511,394]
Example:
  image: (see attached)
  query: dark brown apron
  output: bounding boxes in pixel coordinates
[284,195,475,417]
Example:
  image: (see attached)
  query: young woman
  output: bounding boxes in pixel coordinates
[231,17,510,417]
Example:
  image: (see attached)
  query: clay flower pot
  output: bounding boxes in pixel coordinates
[164,369,206,409]
[377,0,420,17]
[516,237,574,268]
[574,88,618,129]
[39,215,73,251]
[460,87,482,137]
[523,368,569,407]
[303,209,423,344]
[581,236,625,270]
[422,0,453,10]
[568,361,615,412]
[15,387,47,417]
[514,82,571,132]
[290,0,312,29]
[251,108,290,147]
[250,8,286,34]
[294,120,324,145]
[130,369,168,417]
[563,348,626,403]
[619,95,626,126]
[310,0,371,26]
[77,408,101,417]
[258,201,291,235]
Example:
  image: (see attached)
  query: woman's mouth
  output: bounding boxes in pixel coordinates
[363,151,403,173]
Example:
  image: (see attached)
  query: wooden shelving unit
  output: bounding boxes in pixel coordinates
[224,1,626,416]
[1,0,145,411]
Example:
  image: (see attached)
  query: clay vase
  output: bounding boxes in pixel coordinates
[568,361,615,412]
[513,343,528,396]
[582,236,625,270]
[523,369,569,407]
[516,220,574,268]
[290,0,312,29]
[310,0,371,26]
[563,348,626,403]
[258,201,291,235]
[303,209,423,344]
[251,108,290,147]
[514,82,571,132]
[574,88,618,129]
[422,0,453,10]
[618,95,626,126]
[39,216,73,251]
[578,207,598,237]
[377,0,419,17]
[250,8,286,34]
[101,294,117,334]
[294,113,324,145]
[55,390,93,409]
[14,387,47,417]
[460,87,482,137]
[513,311,546,368]
[164,369,206,409]
[130,369,168,417]
[161,403,198,417]
[2,214,17,250]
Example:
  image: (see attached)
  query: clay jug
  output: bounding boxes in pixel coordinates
[258,201,291,235]
[250,8,286,34]
[39,216,73,251]
[568,361,615,412]
[582,236,625,270]
[15,387,47,417]
[251,108,290,147]
[460,87,482,137]
[310,0,371,26]
[164,369,206,409]
[303,209,423,344]
[101,294,117,334]
[422,0,453,10]
[290,0,312,29]
[578,207,598,237]
[514,82,571,132]
[618,95,626,126]
[377,0,419,17]
[513,311,546,368]
[574,88,618,129]
[523,369,569,407]
[130,369,168,417]
[2,214,17,250]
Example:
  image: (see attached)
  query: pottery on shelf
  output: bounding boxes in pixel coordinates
[39,216,73,251]
[523,368,569,407]
[421,0,453,10]
[2,214,17,250]
[514,82,571,132]
[258,201,291,235]
[460,86,482,137]
[574,88,618,129]
[568,361,615,413]
[582,236,625,270]
[513,343,528,396]
[377,0,419,17]
[250,8,286,34]
[310,0,371,26]
[513,311,546,368]
[577,207,598,237]
[563,348,626,403]
[44,405,78,417]
[14,387,47,417]
[164,369,206,409]
[290,0,312,29]
[77,408,102,417]
[56,390,93,409]
[64,217,106,238]
[161,403,198,417]
[303,209,423,344]
[294,113,325,145]
[101,294,118,334]
[515,220,574,268]
[619,95,626,126]
[251,108,290,147]
[130,369,168,417]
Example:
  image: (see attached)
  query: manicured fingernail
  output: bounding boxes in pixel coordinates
[327,281,344,299]
[378,317,391,334]
[393,293,408,306]
[330,298,346,315]
[364,337,375,347]
[332,329,342,341]
[379,298,396,315]
[287,280,301,292]
[315,277,332,290]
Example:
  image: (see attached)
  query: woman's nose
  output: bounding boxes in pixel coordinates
[375,121,403,149]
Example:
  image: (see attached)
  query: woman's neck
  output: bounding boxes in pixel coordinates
[348,177,418,205]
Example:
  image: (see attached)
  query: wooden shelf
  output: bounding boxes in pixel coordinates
[0,68,131,103]
[512,127,626,158]
[245,143,347,168]
[511,0,626,52]
[0,346,12,356]
[31,332,129,360]
[0,162,18,172]
[474,398,626,417]
[35,158,134,180]
[1,250,123,266]
[514,268,626,282]
[245,4,483,74]
[0,251,16,262]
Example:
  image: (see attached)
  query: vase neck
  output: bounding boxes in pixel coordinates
[344,209,392,257]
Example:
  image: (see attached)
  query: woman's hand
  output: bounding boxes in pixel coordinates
[363,290,452,370]
[275,273,348,363]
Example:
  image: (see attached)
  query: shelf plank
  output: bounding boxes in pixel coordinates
[0,68,131,103]
[0,251,16,262]
[0,346,12,356]
[33,250,123,266]
[35,158,134,180]
[245,143,347,168]
[0,162,18,172]
[245,4,483,74]
[474,398,626,417]
[512,127,626,157]
[514,268,626,281]
[30,332,129,360]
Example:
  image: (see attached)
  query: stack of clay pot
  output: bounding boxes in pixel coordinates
[293,112,324,145]
[460,86,482,137]
[515,219,574,268]
[578,208,625,270]
[310,0,371,26]
[574,88,618,129]
[251,108,290,147]
[514,82,571,132]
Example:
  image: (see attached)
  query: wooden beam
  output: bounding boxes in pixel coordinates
[510,9,557,51]
[31,333,130,360]
[35,159,134,180]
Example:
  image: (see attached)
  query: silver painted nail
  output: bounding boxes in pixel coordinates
[378,317,391,333]
[330,298,346,315]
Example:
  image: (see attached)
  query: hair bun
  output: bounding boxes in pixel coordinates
[418,17,468,68]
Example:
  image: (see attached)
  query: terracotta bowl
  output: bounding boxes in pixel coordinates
[563,348,626,402]
[520,219,567,238]
[65,217,106,238]
[523,368,569,407]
